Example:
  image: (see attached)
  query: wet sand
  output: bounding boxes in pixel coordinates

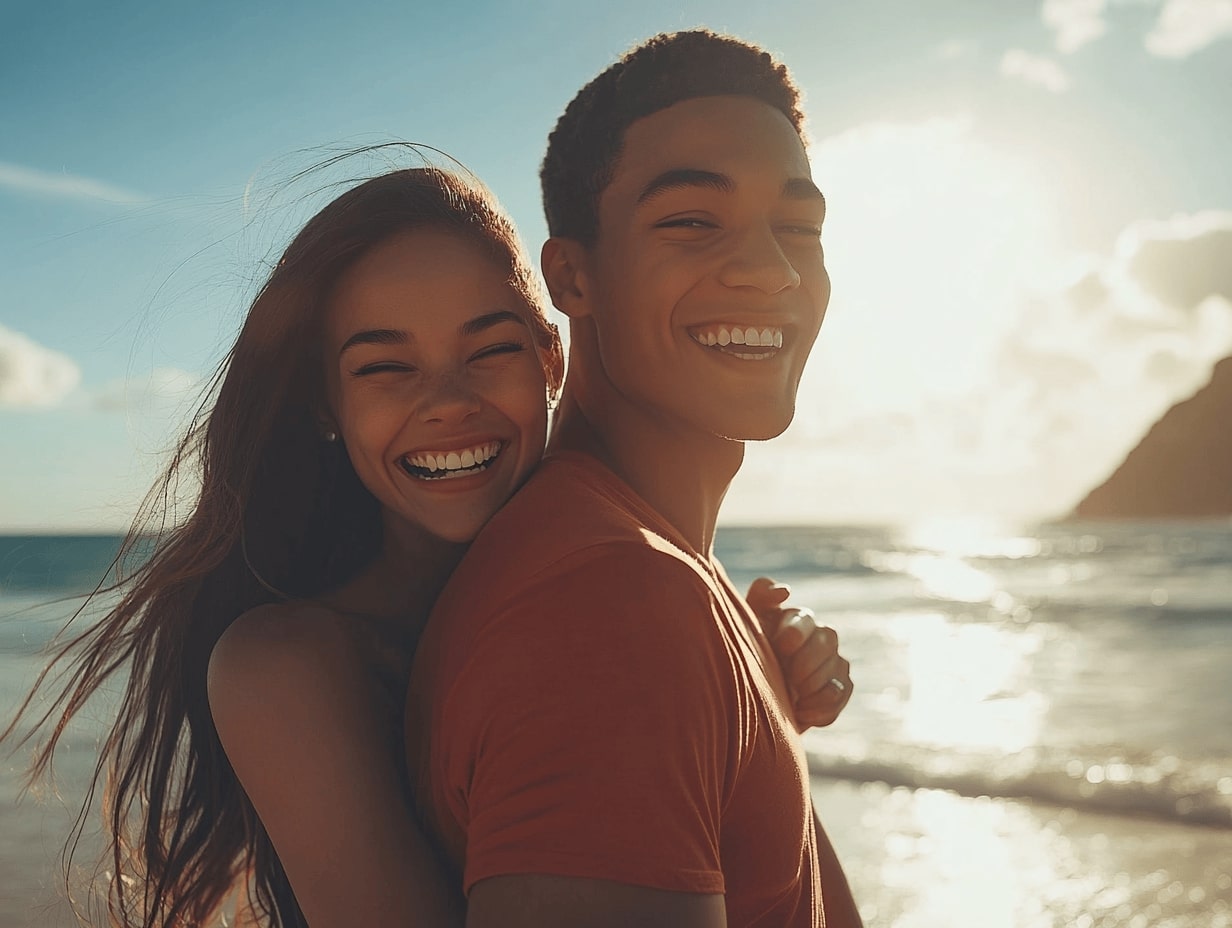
[4,765,1230,927]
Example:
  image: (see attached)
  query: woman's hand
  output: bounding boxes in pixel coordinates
[747,577,853,733]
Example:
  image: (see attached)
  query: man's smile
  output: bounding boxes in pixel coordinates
[687,324,786,360]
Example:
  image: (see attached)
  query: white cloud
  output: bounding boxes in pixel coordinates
[1145,0,1232,57]
[90,367,200,412]
[0,324,201,424]
[1120,211,1232,309]
[1042,0,1110,52]
[1037,0,1232,59]
[1000,49,1072,91]
[84,367,205,470]
[934,38,977,59]
[0,161,148,206]
[0,324,81,408]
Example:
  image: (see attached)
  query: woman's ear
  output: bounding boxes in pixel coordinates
[540,238,593,319]
[314,401,341,443]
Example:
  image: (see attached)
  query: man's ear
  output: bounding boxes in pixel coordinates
[541,237,593,319]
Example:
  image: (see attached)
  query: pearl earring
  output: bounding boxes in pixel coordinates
[324,430,338,442]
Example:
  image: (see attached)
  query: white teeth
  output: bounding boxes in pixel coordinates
[691,325,783,352]
[406,441,501,476]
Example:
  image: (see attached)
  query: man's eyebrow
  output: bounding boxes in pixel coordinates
[459,310,527,337]
[783,177,826,208]
[339,328,406,356]
[636,169,734,205]
[636,169,826,213]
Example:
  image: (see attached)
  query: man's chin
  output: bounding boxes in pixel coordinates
[710,406,797,443]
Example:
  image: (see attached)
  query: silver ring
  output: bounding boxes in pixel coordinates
[828,677,846,694]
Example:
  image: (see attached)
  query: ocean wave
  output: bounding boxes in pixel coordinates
[806,745,1232,830]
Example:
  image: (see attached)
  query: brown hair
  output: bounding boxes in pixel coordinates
[4,165,562,927]
[541,29,805,246]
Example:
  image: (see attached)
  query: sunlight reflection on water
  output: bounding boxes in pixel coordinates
[814,779,1232,928]
[886,612,1048,755]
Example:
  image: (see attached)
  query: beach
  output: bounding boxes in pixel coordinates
[6,764,1229,927]
[3,523,1230,926]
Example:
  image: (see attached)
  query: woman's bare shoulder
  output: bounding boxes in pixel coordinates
[207,601,367,720]
[216,599,353,651]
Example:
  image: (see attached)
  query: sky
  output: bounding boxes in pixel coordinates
[1,0,1230,531]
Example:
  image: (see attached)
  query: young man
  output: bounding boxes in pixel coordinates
[407,31,861,927]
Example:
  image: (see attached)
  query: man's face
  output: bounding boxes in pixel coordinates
[581,94,829,442]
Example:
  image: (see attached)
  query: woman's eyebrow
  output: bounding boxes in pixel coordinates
[459,310,526,336]
[339,328,406,356]
[338,311,523,356]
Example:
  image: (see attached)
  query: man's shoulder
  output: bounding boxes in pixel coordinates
[430,453,713,635]
[455,452,670,586]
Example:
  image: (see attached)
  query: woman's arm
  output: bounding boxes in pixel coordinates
[208,604,463,928]
[747,577,853,731]
[748,580,864,926]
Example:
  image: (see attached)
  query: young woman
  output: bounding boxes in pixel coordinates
[7,165,852,927]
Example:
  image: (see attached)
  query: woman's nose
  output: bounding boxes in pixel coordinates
[416,371,482,424]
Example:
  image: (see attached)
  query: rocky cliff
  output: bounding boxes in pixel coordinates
[1072,356,1232,519]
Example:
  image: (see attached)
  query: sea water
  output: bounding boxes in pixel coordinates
[2,524,1230,927]
[717,520,1232,927]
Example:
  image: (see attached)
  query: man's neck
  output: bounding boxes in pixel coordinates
[548,381,744,556]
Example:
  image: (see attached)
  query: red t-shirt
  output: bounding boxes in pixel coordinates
[406,452,823,926]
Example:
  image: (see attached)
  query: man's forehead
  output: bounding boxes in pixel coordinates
[609,95,812,194]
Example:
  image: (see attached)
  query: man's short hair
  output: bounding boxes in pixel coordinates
[540,30,805,246]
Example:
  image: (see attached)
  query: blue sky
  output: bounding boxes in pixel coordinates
[3,0,1231,530]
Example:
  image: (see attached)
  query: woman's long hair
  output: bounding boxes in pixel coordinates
[3,164,563,927]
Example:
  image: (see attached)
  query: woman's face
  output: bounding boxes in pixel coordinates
[324,228,550,544]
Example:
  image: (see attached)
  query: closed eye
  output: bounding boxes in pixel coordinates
[654,216,717,230]
[351,361,416,376]
[779,223,823,237]
[470,341,527,362]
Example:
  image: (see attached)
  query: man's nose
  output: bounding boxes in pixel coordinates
[717,225,802,294]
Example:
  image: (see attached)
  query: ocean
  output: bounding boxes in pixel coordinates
[2,523,1230,927]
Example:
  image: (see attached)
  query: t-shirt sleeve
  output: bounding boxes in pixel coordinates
[437,543,734,895]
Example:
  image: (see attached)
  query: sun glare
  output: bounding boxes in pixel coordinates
[899,516,1038,558]
[891,612,1049,755]
[807,118,1060,415]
